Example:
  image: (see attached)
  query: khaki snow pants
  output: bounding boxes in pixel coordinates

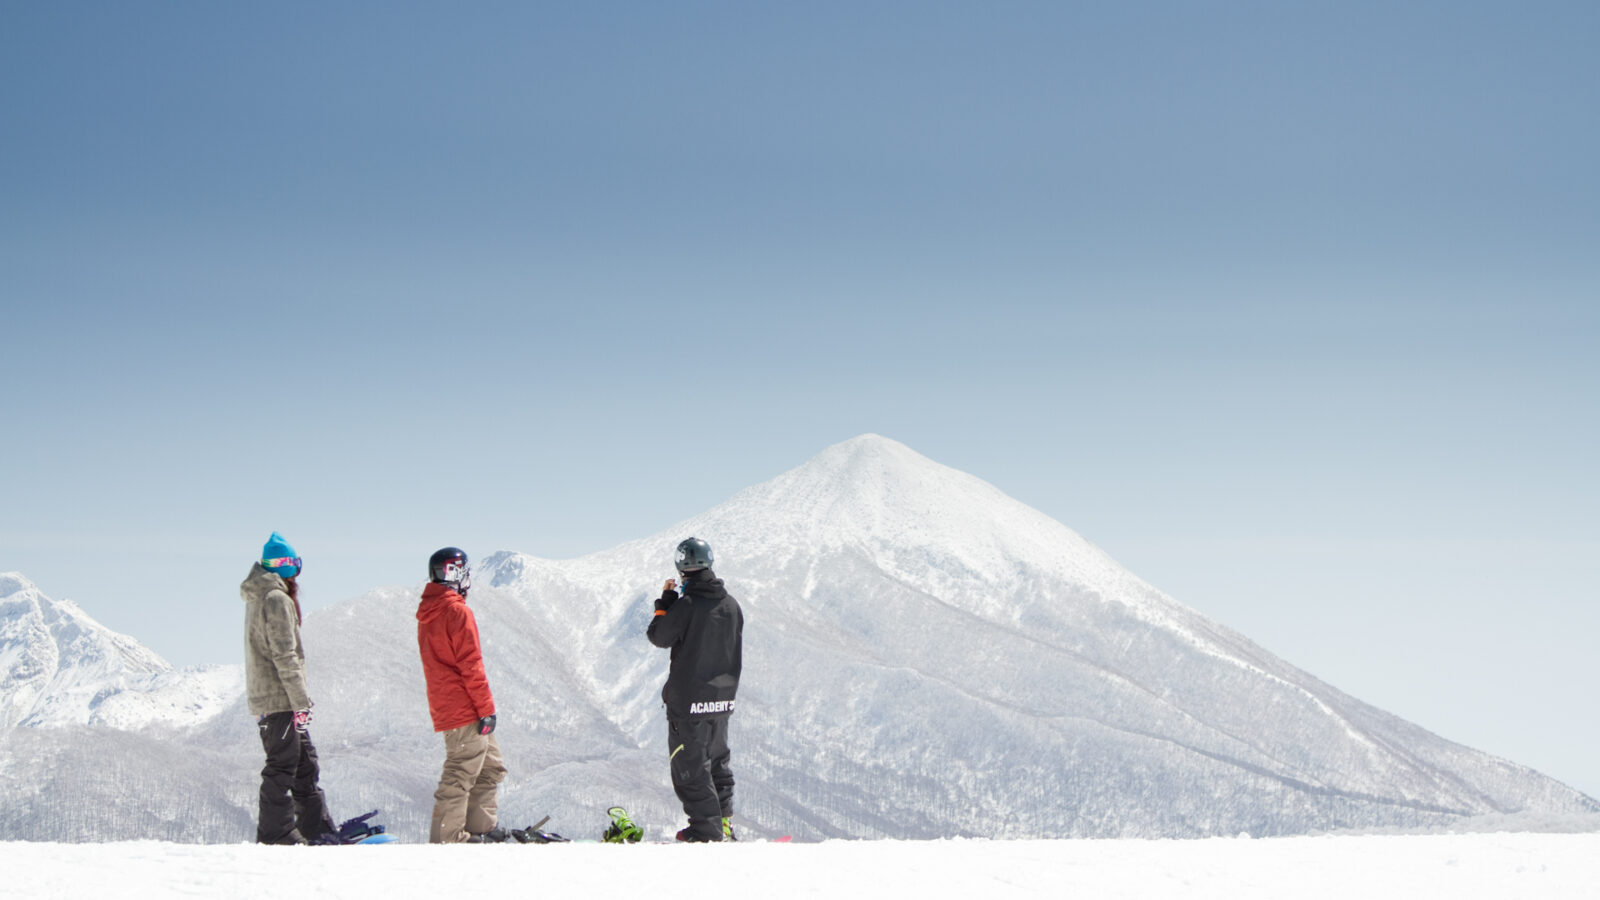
[429,723,507,843]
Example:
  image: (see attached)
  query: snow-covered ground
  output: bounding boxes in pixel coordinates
[4,833,1599,900]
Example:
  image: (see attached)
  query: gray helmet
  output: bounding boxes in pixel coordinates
[674,537,714,574]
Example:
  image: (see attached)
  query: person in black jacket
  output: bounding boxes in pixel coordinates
[647,536,744,842]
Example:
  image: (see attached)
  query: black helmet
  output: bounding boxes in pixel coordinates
[674,537,714,574]
[429,547,470,595]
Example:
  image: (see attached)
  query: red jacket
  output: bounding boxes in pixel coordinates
[416,583,496,732]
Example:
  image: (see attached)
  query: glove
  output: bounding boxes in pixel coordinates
[293,708,312,733]
[478,715,496,735]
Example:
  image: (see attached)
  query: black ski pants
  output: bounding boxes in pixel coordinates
[257,711,337,843]
[667,715,734,840]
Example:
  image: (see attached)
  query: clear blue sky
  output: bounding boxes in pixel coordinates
[3,3,1597,799]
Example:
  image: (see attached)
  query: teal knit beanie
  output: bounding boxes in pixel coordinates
[261,532,301,578]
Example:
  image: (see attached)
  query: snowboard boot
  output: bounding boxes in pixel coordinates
[466,827,510,843]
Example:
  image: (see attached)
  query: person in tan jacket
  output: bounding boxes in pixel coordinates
[242,531,337,845]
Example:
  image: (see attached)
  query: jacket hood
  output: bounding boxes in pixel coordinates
[682,568,728,602]
[241,562,286,602]
[417,581,464,625]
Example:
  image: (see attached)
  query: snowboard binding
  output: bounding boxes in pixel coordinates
[311,810,390,844]
[602,806,643,843]
[512,815,570,843]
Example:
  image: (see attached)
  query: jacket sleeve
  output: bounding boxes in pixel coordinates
[647,588,687,648]
[263,589,312,710]
[447,605,496,718]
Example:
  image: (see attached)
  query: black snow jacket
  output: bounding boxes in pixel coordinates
[647,568,743,719]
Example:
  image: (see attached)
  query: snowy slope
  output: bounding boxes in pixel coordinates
[2,435,1595,843]
[6,833,1600,900]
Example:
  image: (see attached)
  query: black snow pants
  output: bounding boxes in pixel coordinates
[257,711,337,843]
[667,715,734,840]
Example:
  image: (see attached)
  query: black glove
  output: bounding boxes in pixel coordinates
[478,715,496,735]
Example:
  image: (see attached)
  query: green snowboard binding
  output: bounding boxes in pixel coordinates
[603,806,643,843]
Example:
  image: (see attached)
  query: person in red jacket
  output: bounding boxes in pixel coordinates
[417,547,508,843]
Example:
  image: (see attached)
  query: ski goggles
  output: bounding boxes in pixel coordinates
[442,563,471,593]
[263,556,303,572]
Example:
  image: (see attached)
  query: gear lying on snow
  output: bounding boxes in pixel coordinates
[512,816,570,843]
[309,810,393,845]
[603,807,643,844]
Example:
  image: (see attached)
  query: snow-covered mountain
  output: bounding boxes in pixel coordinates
[0,573,249,842]
[0,573,239,731]
[2,435,1595,842]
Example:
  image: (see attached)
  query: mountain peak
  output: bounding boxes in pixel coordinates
[0,575,176,729]
[716,434,1100,577]
[814,431,916,459]
[0,572,38,600]
[659,434,1161,639]
[794,433,933,480]
[759,433,992,512]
